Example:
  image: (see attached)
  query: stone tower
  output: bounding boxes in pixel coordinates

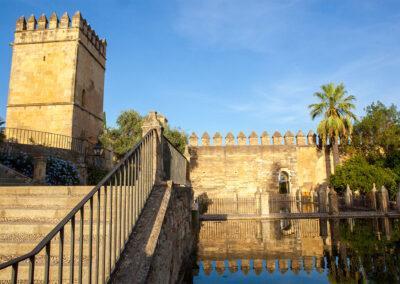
[6,12,106,143]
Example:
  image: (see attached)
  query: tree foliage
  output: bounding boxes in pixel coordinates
[309,83,356,168]
[330,155,398,198]
[100,110,143,158]
[350,101,400,158]
[164,126,187,154]
[100,110,187,159]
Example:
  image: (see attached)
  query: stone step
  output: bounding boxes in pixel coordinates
[0,238,118,259]
[0,195,91,208]
[0,244,121,282]
[0,186,93,196]
[0,224,130,264]
[0,178,32,186]
[0,209,135,224]
[0,257,111,283]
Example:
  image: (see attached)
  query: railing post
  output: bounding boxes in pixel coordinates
[260,192,270,216]
[142,111,165,184]
[33,155,47,184]
[318,187,328,213]
[344,184,353,209]
[328,187,339,215]
[378,185,389,213]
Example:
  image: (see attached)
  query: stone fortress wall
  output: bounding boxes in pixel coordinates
[189,130,333,197]
[6,12,106,144]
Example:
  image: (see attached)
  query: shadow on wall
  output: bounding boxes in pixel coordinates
[188,147,199,171]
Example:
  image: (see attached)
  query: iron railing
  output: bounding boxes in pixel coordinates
[2,127,87,154]
[199,193,319,216]
[163,136,188,186]
[0,129,159,283]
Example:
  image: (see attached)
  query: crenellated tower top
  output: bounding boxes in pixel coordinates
[14,12,107,61]
[6,11,107,143]
[188,130,321,147]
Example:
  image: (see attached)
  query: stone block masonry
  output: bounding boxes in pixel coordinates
[6,12,106,144]
[189,130,333,196]
[110,182,194,284]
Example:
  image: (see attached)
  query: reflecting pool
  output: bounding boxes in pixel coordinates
[190,218,400,283]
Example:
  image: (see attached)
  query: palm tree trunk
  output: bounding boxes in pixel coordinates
[332,137,340,170]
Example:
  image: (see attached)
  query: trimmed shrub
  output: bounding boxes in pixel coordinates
[330,155,398,199]
[46,157,80,185]
[87,166,109,185]
[0,151,33,177]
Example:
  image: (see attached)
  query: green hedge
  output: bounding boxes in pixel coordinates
[330,155,398,199]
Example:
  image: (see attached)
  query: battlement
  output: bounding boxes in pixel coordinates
[189,130,318,146]
[14,12,106,58]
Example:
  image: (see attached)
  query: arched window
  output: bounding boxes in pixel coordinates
[279,171,290,194]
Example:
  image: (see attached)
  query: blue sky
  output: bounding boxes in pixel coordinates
[1,0,400,137]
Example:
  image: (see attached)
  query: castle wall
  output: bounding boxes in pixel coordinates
[6,12,106,143]
[189,131,332,196]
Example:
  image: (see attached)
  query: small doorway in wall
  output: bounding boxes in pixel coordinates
[279,171,290,194]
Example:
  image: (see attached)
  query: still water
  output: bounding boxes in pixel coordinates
[191,218,400,283]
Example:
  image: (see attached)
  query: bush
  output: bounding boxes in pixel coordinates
[0,151,34,177]
[87,166,109,185]
[330,155,398,198]
[46,157,80,185]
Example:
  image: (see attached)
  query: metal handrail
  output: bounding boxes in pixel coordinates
[0,129,158,283]
[163,135,189,185]
[1,127,112,156]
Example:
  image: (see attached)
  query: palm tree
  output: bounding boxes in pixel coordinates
[309,83,356,169]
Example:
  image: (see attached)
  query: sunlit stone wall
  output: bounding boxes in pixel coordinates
[189,131,333,196]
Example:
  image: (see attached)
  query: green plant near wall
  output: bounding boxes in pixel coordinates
[330,155,398,198]
[0,151,34,177]
[87,166,109,185]
[45,157,80,185]
[100,109,188,158]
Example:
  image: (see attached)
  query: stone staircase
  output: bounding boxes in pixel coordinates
[0,186,97,282]
[0,163,33,186]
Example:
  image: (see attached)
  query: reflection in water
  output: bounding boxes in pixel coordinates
[190,218,400,283]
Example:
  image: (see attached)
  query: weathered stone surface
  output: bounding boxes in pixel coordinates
[328,188,339,215]
[318,187,328,213]
[344,184,353,209]
[237,132,247,145]
[378,186,389,213]
[32,156,46,183]
[189,143,331,196]
[396,191,400,212]
[110,183,194,284]
[249,131,258,145]
[213,132,222,146]
[201,132,210,146]
[260,131,270,145]
[296,130,306,145]
[6,12,106,144]
[366,183,378,210]
[189,133,198,147]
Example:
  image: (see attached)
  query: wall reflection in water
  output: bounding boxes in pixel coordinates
[192,218,400,283]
